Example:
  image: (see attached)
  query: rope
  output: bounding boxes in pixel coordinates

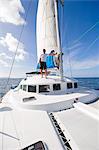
[87,36,99,50]
[10,111,21,149]
[74,21,99,43]
[60,1,73,77]
[4,0,33,92]
[67,42,73,77]
[63,12,99,78]
[1,114,5,150]
[65,20,99,77]
[57,0,64,78]
[79,36,99,59]
[1,112,21,150]
[60,1,64,46]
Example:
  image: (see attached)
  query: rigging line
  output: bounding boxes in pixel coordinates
[74,21,99,43]
[10,111,21,149]
[80,36,99,58]
[59,1,73,77]
[60,1,64,74]
[61,1,65,49]
[65,29,73,77]
[4,0,33,91]
[1,114,5,150]
[60,2,64,46]
[67,44,73,78]
[86,36,99,50]
[62,20,99,50]
[61,5,73,77]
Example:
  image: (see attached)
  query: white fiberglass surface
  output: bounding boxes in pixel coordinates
[11,89,90,105]
[90,100,99,111]
[0,103,63,150]
[54,104,99,150]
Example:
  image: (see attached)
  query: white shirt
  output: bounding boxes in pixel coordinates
[40,54,48,62]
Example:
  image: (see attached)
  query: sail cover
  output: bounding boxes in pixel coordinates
[36,0,60,67]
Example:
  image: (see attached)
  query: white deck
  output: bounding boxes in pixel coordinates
[20,75,77,85]
[2,75,98,112]
[3,88,98,112]
[90,100,99,110]
[1,75,99,149]
[53,101,99,150]
[0,102,63,150]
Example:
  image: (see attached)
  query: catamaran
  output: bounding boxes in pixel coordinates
[0,0,99,150]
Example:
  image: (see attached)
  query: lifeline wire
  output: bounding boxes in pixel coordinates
[4,0,33,92]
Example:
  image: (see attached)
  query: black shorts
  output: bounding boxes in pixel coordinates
[40,62,47,70]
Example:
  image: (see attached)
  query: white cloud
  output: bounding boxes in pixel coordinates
[0,33,27,61]
[0,59,8,67]
[63,51,99,72]
[0,52,12,60]
[63,41,99,70]
[0,52,12,67]
[63,42,83,59]
[0,0,26,25]
[64,56,99,71]
[72,58,99,70]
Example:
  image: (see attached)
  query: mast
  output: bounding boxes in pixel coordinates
[54,0,64,81]
[36,0,64,80]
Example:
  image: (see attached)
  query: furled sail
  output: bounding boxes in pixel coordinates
[36,0,60,68]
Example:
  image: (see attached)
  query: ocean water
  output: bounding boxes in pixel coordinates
[76,77,99,90]
[0,78,22,98]
[0,77,99,98]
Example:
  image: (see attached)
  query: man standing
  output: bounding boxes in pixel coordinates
[39,49,57,78]
[39,49,48,78]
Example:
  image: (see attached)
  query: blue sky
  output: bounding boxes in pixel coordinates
[0,0,99,78]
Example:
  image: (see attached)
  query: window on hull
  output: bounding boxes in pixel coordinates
[67,83,72,89]
[22,141,45,150]
[23,85,27,91]
[39,85,50,93]
[74,82,78,88]
[20,85,22,89]
[53,84,61,91]
[28,85,36,93]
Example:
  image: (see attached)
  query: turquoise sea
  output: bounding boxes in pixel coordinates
[0,77,99,98]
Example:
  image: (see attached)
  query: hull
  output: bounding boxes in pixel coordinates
[1,75,99,150]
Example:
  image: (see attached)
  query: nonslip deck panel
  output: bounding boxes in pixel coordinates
[0,104,63,150]
[53,101,99,150]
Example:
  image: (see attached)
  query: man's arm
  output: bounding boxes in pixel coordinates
[49,52,57,56]
[39,57,41,64]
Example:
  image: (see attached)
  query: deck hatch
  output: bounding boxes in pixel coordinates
[22,141,45,150]
[49,113,72,150]
[23,96,36,102]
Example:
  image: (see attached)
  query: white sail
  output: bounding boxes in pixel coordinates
[36,0,60,61]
